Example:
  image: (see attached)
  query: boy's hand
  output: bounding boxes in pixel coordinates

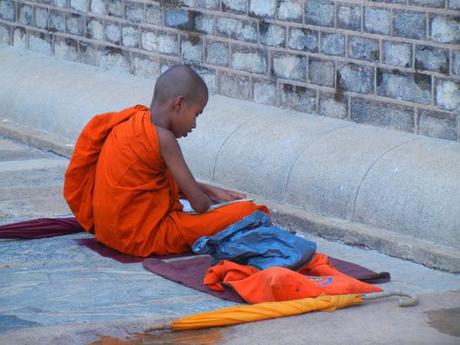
[199,183,246,203]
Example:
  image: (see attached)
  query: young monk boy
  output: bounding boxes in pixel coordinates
[64,65,268,257]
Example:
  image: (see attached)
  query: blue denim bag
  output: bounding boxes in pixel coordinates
[192,211,316,270]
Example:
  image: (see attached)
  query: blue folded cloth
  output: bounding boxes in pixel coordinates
[192,211,316,270]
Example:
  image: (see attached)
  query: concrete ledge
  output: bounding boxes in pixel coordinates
[1,44,459,271]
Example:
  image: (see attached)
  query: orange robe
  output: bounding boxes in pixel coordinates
[204,253,382,304]
[64,105,268,256]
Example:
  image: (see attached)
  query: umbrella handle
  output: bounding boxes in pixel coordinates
[362,289,418,307]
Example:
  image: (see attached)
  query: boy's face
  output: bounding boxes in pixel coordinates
[171,95,207,138]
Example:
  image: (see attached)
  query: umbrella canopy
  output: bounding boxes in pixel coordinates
[161,294,362,331]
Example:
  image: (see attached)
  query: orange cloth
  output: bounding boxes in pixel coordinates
[64,105,268,256]
[204,254,382,304]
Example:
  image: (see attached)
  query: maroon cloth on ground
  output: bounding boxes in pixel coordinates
[329,257,391,284]
[73,238,194,263]
[0,217,84,239]
[144,256,244,303]
[143,255,391,304]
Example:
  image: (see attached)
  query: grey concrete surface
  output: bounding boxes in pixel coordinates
[0,136,459,345]
[1,44,459,272]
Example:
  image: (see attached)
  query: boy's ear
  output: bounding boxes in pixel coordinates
[172,96,185,110]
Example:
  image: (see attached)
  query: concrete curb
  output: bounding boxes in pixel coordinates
[1,44,459,272]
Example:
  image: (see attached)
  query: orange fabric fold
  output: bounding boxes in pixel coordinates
[64,106,269,257]
[204,254,382,304]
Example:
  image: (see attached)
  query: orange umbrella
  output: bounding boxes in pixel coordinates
[145,291,417,332]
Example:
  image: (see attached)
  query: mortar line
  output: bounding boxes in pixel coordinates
[350,138,417,221]
[283,123,355,200]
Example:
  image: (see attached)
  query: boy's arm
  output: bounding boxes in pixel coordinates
[198,182,246,203]
[157,127,211,213]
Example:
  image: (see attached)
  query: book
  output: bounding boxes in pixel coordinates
[180,198,254,214]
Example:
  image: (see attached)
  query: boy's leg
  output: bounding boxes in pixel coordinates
[148,201,269,255]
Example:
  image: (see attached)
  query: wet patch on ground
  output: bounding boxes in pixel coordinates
[426,307,460,338]
[88,328,224,345]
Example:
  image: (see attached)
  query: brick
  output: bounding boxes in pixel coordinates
[272,54,306,81]
[382,41,412,68]
[309,58,335,87]
[448,0,460,9]
[90,0,105,15]
[218,71,251,100]
[79,41,99,66]
[54,37,78,61]
[336,4,361,31]
[435,78,460,111]
[141,29,178,55]
[54,0,68,8]
[66,13,84,36]
[453,50,460,76]
[249,0,276,18]
[206,40,229,66]
[193,66,216,95]
[106,0,123,17]
[305,0,334,27]
[377,69,432,105]
[408,0,445,7]
[351,98,415,132]
[100,46,130,73]
[180,35,202,64]
[70,0,86,12]
[370,0,405,3]
[348,36,379,62]
[364,7,391,35]
[0,23,10,44]
[87,17,104,40]
[0,0,15,21]
[34,7,49,29]
[280,84,317,113]
[430,16,460,44]
[259,22,285,48]
[287,28,318,52]
[13,27,27,49]
[319,93,348,119]
[29,32,52,56]
[277,0,303,22]
[132,53,160,79]
[105,22,121,44]
[321,32,345,56]
[49,10,65,32]
[195,0,220,9]
[231,46,267,74]
[193,13,214,34]
[222,0,247,14]
[393,10,426,40]
[415,45,449,74]
[18,4,33,26]
[165,9,192,30]
[253,80,277,105]
[125,1,143,23]
[419,109,457,141]
[122,25,139,48]
[337,63,374,94]
[216,17,257,43]
[145,4,162,26]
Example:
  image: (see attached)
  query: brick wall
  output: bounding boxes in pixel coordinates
[0,0,459,141]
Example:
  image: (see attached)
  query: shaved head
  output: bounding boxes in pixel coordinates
[151,65,208,106]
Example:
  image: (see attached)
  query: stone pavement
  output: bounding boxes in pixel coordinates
[0,136,459,345]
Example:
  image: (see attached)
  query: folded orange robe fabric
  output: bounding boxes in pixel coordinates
[204,253,382,304]
[64,105,268,256]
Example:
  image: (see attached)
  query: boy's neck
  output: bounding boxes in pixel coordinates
[149,103,171,130]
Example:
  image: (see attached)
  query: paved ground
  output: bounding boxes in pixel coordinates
[0,136,459,345]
